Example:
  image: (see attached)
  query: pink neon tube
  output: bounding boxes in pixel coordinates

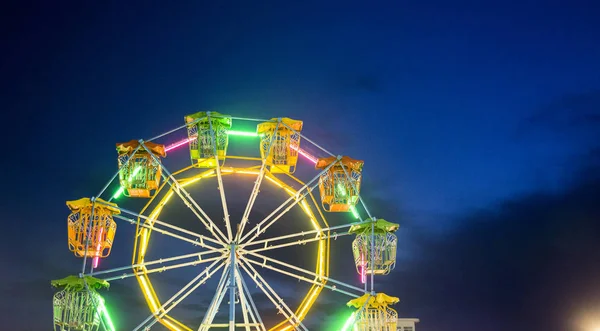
[290,144,318,164]
[165,137,195,152]
[360,253,366,283]
[162,136,319,164]
[92,227,103,269]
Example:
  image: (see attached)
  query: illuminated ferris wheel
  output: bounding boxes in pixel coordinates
[51,112,401,331]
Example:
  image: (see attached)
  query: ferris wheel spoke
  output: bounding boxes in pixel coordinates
[112,212,225,250]
[239,183,318,246]
[236,119,281,242]
[239,160,339,245]
[91,250,225,281]
[240,252,366,298]
[139,141,230,244]
[238,258,308,331]
[245,231,352,254]
[110,200,227,248]
[239,220,367,250]
[134,258,227,331]
[234,263,267,331]
[207,112,233,242]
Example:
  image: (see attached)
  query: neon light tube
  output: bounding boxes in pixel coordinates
[165,129,261,153]
[350,206,359,219]
[92,227,103,268]
[165,137,194,152]
[341,312,356,331]
[337,183,347,197]
[96,296,116,331]
[164,131,318,166]
[112,187,124,199]
[290,144,318,164]
[112,166,143,199]
[228,130,262,137]
[360,253,366,283]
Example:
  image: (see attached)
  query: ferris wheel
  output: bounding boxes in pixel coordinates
[51,112,401,331]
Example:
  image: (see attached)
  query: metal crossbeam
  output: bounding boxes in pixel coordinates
[241,251,365,297]
[239,220,368,249]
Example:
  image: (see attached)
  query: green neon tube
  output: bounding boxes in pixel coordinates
[112,166,143,199]
[340,312,356,331]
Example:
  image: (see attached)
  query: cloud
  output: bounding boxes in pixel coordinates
[518,89,600,140]
[391,165,600,331]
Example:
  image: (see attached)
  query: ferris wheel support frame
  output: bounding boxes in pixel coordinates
[75,114,393,331]
[238,258,308,331]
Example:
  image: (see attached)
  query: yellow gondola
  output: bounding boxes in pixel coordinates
[257,117,303,173]
[67,198,119,258]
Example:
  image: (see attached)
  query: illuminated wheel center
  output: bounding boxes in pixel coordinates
[134,167,328,331]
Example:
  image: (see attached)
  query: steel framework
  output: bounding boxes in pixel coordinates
[61,113,398,331]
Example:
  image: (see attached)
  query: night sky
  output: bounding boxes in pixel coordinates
[2,1,600,330]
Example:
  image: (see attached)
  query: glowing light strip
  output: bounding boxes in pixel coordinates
[164,130,261,153]
[139,229,149,258]
[92,227,103,268]
[96,296,116,331]
[163,130,319,170]
[360,253,366,284]
[228,130,262,137]
[341,312,356,331]
[162,319,183,331]
[113,166,143,199]
[290,143,318,164]
[139,275,159,312]
[165,137,193,152]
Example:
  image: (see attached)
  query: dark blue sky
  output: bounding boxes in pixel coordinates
[2,1,600,330]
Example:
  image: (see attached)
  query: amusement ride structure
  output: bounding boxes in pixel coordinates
[51,112,401,330]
